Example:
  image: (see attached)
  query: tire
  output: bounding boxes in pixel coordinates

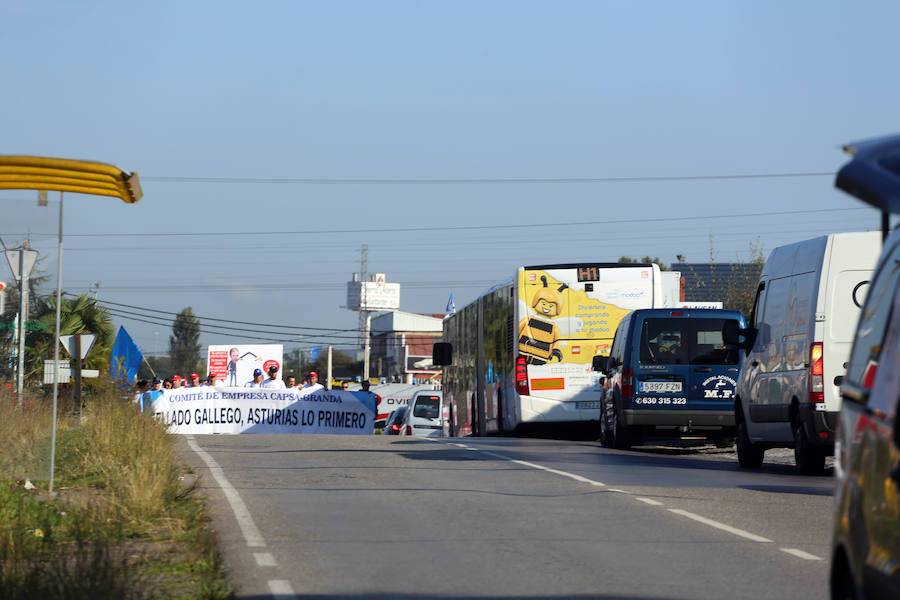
[794,423,826,474]
[736,421,764,468]
[609,401,632,450]
[830,559,862,600]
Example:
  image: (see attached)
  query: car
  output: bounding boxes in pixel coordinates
[382,406,408,435]
[726,231,881,473]
[593,308,747,449]
[398,390,443,437]
[830,133,900,599]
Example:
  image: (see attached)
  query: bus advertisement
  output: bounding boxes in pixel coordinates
[434,263,665,436]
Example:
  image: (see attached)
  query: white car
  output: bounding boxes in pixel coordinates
[399,390,443,437]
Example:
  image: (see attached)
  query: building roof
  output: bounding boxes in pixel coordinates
[371,311,444,334]
[672,262,763,304]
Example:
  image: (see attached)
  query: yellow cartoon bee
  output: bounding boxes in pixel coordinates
[519,276,568,364]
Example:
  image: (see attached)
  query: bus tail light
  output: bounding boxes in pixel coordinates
[809,342,824,403]
[622,367,634,399]
[516,356,530,396]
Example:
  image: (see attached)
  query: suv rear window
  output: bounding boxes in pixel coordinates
[413,396,440,418]
[640,318,739,366]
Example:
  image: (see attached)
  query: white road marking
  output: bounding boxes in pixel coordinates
[268,579,297,598]
[635,497,664,506]
[780,548,824,561]
[480,450,607,487]
[254,552,277,567]
[668,509,772,543]
[187,436,267,548]
[607,488,631,494]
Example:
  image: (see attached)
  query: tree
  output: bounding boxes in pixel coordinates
[618,256,671,271]
[169,307,202,378]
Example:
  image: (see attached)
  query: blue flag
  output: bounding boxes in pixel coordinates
[308,345,321,362]
[446,293,455,313]
[110,326,143,384]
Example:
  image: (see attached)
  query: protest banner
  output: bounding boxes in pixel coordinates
[149,386,375,435]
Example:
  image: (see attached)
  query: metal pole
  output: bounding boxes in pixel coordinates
[327,345,333,390]
[363,312,371,381]
[73,335,82,417]
[50,192,63,493]
[16,249,26,409]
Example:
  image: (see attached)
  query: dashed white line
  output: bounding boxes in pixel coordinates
[780,548,824,561]
[635,497,664,506]
[268,579,297,598]
[668,509,772,543]
[479,450,607,487]
[187,436,266,548]
[254,552,277,567]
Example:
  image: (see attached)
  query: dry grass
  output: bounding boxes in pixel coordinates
[0,385,230,599]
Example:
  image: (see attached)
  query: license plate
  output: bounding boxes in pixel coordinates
[640,381,682,393]
[576,401,603,409]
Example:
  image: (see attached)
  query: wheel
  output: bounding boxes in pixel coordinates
[599,400,614,448]
[606,400,632,450]
[830,558,862,600]
[736,421,764,468]
[794,423,826,474]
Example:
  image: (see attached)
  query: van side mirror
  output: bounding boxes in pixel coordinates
[722,320,752,350]
[592,355,609,373]
[433,342,452,366]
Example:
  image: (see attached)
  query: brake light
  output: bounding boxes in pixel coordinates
[622,367,633,399]
[406,425,412,435]
[671,311,684,316]
[809,342,824,403]
[390,424,400,432]
[516,356,529,396]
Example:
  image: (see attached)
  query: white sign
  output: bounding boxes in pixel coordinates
[147,387,376,435]
[43,359,71,384]
[678,301,724,309]
[59,334,97,360]
[346,280,401,311]
[207,344,283,386]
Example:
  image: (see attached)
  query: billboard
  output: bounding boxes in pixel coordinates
[346,273,401,310]
[207,344,283,386]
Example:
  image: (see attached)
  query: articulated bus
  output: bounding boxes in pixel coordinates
[433,263,670,436]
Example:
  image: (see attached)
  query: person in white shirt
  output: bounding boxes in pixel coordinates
[302,371,324,393]
[245,368,264,387]
[260,365,285,389]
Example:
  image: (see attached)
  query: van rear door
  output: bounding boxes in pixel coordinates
[687,317,740,411]
[635,317,690,409]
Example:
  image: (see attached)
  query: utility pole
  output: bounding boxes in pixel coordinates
[358,244,370,380]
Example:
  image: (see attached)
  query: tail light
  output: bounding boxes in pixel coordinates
[622,367,634,399]
[515,356,529,396]
[809,342,824,403]
[390,424,400,432]
[406,425,412,435]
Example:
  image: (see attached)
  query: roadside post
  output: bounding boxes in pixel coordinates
[60,333,97,416]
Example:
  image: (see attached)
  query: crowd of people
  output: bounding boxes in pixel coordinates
[133,368,336,407]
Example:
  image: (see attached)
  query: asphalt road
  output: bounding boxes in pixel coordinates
[177,434,834,600]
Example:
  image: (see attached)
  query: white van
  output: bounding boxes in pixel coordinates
[730,231,881,472]
[399,390,443,438]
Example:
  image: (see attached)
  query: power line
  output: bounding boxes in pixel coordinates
[141,171,834,185]
[90,296,361,332]
[58,207,866,238]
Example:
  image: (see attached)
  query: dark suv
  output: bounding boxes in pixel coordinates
[830,134,900,599]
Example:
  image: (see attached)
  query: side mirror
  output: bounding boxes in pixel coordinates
[592,355,609,373]
[722,320,752,350]
[433,342,453,366]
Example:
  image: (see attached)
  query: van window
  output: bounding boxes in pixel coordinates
[413,396,441,418]
[689,319,740,365]
[640,318,739,366]
[846,241,900,391]
[640,320,688,364]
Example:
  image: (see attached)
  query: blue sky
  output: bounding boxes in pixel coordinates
[1,1,898,358]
